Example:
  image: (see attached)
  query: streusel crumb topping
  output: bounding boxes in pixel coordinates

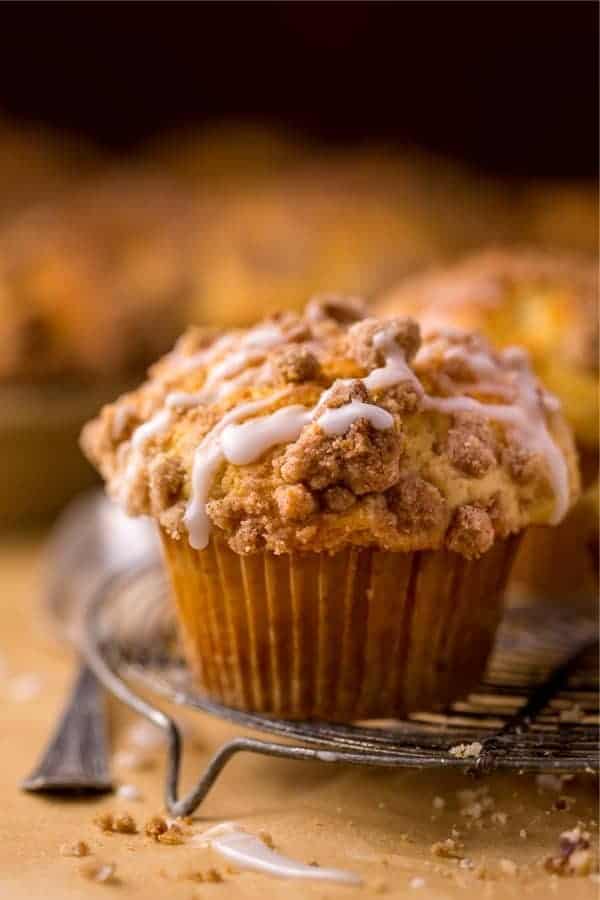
[82,297,579,557]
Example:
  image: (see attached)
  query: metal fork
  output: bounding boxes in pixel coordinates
[21,492,161,796]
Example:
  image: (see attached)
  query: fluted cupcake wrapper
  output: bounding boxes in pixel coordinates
[160,530,520,721]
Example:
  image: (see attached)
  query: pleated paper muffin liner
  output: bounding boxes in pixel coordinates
[161,530,521,721]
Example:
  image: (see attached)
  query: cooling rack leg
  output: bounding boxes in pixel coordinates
[166,737,345,818]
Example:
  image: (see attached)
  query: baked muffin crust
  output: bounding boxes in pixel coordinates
[82,298,579,558]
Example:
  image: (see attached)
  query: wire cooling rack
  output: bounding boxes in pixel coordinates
[81,562,599,817]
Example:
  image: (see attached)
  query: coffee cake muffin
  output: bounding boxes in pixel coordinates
[377,249,598,606]
[0,170,192,525]
[82,298,579,720]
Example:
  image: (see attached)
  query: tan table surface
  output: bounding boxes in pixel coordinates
[0,534,597,899]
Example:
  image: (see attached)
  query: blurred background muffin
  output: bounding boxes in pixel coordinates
[186,148,515,329]
[377,249,598,466]
[0,119,99,222]
[377,248,598,608]
[0,169,193,526]
[523,180,598,256]
[146,120,303,190]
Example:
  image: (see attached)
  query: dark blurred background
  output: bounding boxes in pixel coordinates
[0,0,597,177]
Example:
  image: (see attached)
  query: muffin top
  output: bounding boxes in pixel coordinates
[0,170,192,383]
[82,298,579,559]
[377,249,599,449]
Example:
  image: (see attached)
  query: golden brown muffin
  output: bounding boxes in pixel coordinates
[82,298,579,720]
[0,169,193,525]
[377,249,598,607]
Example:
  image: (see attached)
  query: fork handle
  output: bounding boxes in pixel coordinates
[21,661,113,794]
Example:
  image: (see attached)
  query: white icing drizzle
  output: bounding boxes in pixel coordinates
[363,331,420,393]
[414,339,499,379]
[184,394,288,550]
[130,408,172,449]
[222,405,312,466]
[143,322,569,548]
[165,391,204,410]
[192,823,361,885]
[421,380,569,526]
[172,333,237,376]
[317,401,393,436]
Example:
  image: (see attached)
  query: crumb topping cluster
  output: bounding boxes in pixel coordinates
[82,297,579,557]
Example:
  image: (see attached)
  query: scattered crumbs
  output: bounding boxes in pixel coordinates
[473,862,494,881]
[258,830,274,849]
[559,705,584,723]
[94,812,137,834]
[519,829,528,839]
[80,860,117,884]
[451,827,462,840]
[204,868,224,883]
[449,742,482,759]
[544,825,594,876]
[112,749,156,772]
[94,813,115,833]
[536,773,562,793]
[491,812,508,826]
[433,796,446,811]
[431,838,464,859]
[186,868,223,883]
[113,813,137,834]
[308,860,319,867]
[459,858,474,870]
[399,833,415,843]
[377,801,387,809]
[462,802,483,820]
[552,795,576,812]
[409,876,426,889]
[60,841,89,858]
[499,859,518,877]
[457,785,495,820]
[7,673,42,702]
[145,816,168,840]
[116,783,143,802]
[157,825,185,845]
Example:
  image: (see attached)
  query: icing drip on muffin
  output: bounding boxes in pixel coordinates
[81,298,579,558]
